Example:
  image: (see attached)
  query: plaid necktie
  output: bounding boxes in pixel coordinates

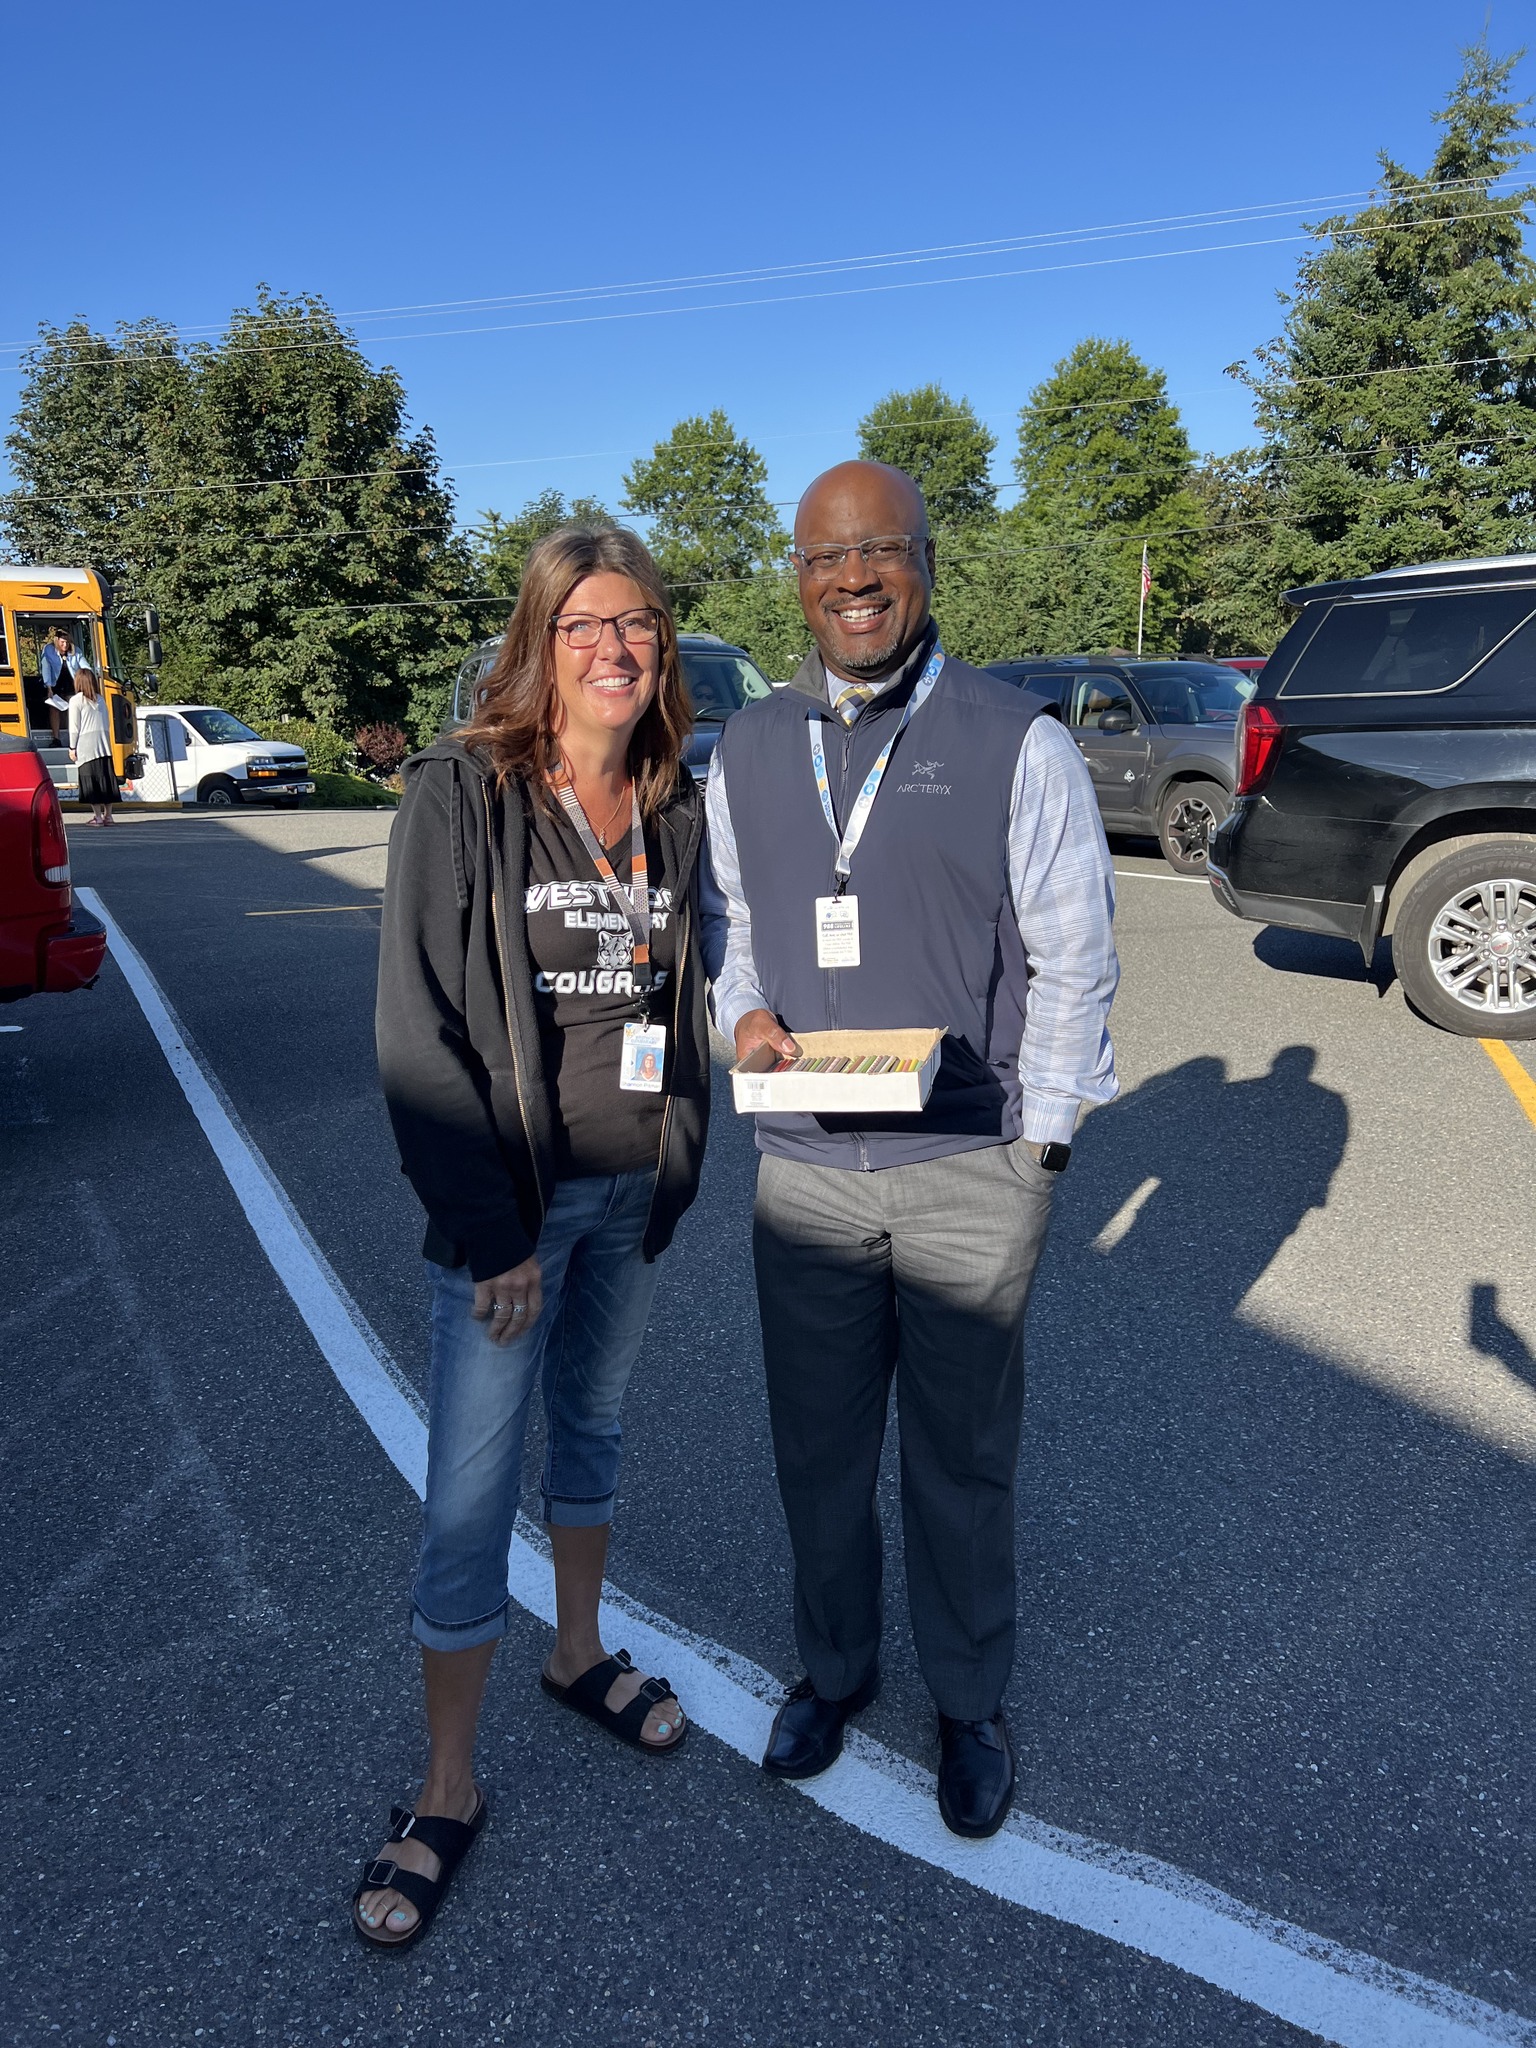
[832,679,880,727]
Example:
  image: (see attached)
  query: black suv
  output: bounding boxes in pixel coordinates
[986,658,1250,872]
[1207,554,1536,1039]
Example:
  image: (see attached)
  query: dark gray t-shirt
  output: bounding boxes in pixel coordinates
[522,793,676,1178]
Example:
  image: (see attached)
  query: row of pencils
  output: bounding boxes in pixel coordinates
[769,1053,922,1074]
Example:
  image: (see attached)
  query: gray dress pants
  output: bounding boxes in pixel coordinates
[752,1139,1056,1722]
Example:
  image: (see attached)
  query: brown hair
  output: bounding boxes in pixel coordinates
[73,666,101,701]
[463,525,692,818]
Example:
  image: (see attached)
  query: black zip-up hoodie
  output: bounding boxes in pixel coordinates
[376,738,709,1280]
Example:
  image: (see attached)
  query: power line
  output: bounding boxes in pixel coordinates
[74,423,1534,563]
[4,171,1522,360]
[1,198,1528,377]
[7,344,1535,520]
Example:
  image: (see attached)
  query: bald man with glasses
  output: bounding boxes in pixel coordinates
[702,460,1119,1837]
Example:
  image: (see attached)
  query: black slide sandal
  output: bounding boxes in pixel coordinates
[540,1647,688,1754]
[351,1791,488,1952]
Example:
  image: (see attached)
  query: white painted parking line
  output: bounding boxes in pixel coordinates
[1113,868,1210,884]
[1092,1175,1161,1253]
[79,882,1535,2048]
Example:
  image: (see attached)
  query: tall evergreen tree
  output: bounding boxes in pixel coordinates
[622,409,785,617]
[2,289,474,739]
[1239,41,1536,584]
[1181,454,1288,654]
[1012,338,1204,652]
[857,383,997,528]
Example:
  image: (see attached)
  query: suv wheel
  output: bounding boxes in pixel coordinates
[1393,839,1536,1038]
[200,777,239,809]
[1157,780,1229,876]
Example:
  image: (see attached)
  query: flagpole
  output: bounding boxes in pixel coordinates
[1136,540,1149,657]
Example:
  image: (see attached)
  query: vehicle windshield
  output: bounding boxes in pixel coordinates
[184,708,261,745]
[1130,663,1255,725]
[681,650,774,719]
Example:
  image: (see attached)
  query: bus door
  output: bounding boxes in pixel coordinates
[13,612,100,753]
[135,712,191,804]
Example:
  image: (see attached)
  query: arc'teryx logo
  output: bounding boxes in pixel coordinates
[896,758,950,795]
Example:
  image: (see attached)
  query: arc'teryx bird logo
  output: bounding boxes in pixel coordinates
[896,758,951,795]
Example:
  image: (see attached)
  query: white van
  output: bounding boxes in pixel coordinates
[124,705,314,807]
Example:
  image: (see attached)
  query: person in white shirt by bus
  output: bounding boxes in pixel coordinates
[67,667,118,826]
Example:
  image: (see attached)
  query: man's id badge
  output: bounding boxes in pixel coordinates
[815,894,861,969]
[620,1020,667,1092]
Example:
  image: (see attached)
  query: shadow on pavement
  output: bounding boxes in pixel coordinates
[1251,922,1397,994]
[1469,1281,1536,1388]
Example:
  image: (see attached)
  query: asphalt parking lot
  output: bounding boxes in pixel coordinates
[2,807,1532,2048]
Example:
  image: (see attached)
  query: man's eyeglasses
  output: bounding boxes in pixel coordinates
[549,608,662,649]
[791,534,922,579]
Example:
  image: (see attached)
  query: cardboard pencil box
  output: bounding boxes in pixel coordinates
[730,1028,945,1115]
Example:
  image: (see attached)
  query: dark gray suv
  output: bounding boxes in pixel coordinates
[986,658,1253,873]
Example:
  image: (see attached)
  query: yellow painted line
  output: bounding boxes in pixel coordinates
[1480,1038,1536,1131]
[245,905,380,918]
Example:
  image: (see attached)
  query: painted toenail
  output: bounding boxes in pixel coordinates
[656,1721,671,1736]
[362,1913,376,1925]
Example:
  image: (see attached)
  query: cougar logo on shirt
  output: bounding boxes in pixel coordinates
[527,878,672,999]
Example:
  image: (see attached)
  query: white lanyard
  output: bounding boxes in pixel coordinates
[807,642,945,893]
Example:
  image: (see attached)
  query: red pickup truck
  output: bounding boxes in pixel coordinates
[0,736,106,1001]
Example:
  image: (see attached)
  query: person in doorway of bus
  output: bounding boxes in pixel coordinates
[67,667,118,826]
[41,628,75,746]
[362,524,711,1950]
[703,459,1120,1840]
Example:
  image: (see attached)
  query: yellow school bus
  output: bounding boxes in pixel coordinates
[0,565,139,793]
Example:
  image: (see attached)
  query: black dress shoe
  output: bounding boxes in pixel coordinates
[937,1712,1015,1838]
[761,1667,881,1780]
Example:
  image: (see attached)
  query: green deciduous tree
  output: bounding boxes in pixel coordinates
[1236,41,1536,588]
[469,487,613,599]
[622,409,785,617]
[2,289,475,742]
[856,383,997,528]
[683,568,812,682]
[1012,338,1204,653]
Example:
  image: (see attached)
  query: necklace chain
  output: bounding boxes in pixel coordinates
[595,780,631,844]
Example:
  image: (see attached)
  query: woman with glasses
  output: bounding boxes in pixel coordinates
[360,526,711,1949]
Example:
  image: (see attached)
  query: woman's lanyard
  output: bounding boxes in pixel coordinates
[549,762,653,998]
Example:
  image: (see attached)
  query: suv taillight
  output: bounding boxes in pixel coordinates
[1235,700,1284,797]
[31,779,70,886]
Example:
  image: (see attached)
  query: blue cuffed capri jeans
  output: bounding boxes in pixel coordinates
[411,1168,661,1651]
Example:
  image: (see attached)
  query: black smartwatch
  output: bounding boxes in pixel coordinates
[1038,1142,1072,1173]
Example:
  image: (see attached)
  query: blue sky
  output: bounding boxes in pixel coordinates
[2,0,1524,537]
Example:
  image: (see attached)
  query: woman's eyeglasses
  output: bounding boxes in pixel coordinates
[550,608,661,649]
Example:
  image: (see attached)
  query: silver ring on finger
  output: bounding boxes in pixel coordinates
[511,1303,526,1317]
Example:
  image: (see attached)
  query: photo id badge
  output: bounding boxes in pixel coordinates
[620,1020,667,1093]
[815,894,861,969]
